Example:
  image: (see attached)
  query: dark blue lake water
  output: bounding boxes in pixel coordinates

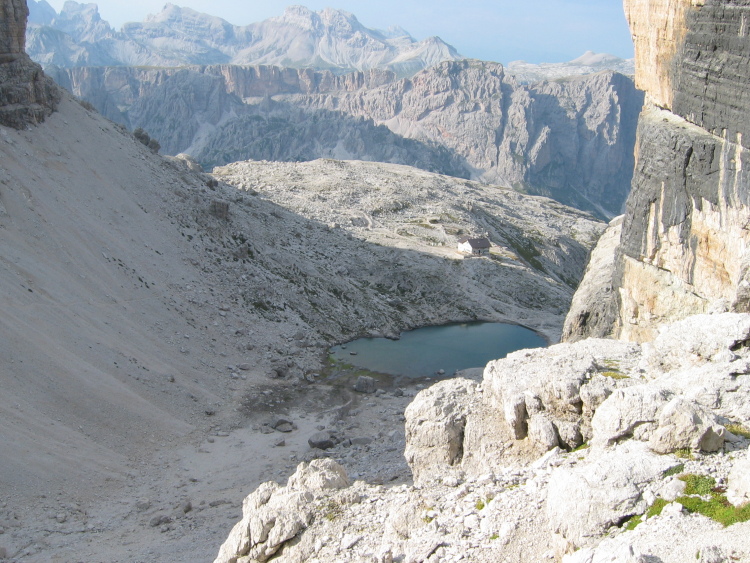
[330,322,546,378]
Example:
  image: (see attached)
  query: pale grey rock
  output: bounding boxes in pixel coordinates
[528,415,559,451]
[404,378,477,485]
[562,216,623,342]
[645,314,750,374]
[547,442,677,549]
[727,452,750,507]
[504,394,528,440]
[647,398,724,454]
[384,500,428,540]
[485,338,638,445]
[287,459,349,492]
[214,460,349,563]
[590,387,672,447]
[562,509,750,563]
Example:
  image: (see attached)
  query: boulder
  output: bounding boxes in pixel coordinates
[547,442,678,549]
[727,452,750,507]
[308,431,336,450]
[484,338,638,447]
[645,314,750,373]
[648,398,725,454]
[528,415,559,451]
[354,375,377,393]
[404,378,477,484]
[590,386,672,447]
[287,459,349,492]
[214,460,349,563]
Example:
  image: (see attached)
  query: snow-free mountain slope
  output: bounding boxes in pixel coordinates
[506,50,635,83]
[52,60,643,217]
[25,1,463,75]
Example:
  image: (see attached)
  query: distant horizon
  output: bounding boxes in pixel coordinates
[35,0,635,65]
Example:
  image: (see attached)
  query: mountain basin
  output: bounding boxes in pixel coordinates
[329,322,547,379]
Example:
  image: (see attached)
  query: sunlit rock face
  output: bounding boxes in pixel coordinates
[565,0,750,343]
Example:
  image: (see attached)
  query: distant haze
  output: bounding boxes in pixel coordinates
[39,0,634,64]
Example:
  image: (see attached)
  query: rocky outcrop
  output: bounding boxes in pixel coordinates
[214,459,351,563]
[1,0,27,63]
[562,216,623,341]
[52,61,642,216]
[406,313,750,484]
[566,0,750,342]
[215,312,750,561]
[0,0,59,128]
[546,443,678,547]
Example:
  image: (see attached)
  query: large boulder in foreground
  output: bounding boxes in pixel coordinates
[214,459,350,563]
[547,442,679,550]
[404,378,477,485]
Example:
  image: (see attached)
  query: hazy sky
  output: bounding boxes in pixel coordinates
[41,0,634,64]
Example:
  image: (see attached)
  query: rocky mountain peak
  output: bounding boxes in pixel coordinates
[27,0,56,26]
[55,0,110,36]
[26,2,462,75]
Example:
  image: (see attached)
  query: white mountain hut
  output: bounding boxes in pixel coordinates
[457,236,491,256]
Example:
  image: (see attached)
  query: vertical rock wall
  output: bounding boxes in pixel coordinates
[564,0,750,342]
[0,0,59,128]
[0,0,27,63]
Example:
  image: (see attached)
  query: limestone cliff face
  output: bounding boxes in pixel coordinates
[624,0,697,109]
[0,0,27,63]
[0,0,59,128]
[564,0,750,342]
[51,61,642,216]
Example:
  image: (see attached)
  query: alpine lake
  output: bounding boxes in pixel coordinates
[328,322,547,382]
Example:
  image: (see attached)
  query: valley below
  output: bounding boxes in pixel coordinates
[0,89,600,561]
[5,1,750,562]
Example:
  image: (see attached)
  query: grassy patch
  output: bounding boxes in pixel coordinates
[662,463,685,478]
[675,448,694,460]
[623,473,750,531]
[647,498,670,518]
[726,423,750,439]
[674,474,750,527]
[601,371,629,380]
[680,474,716,496]
[475,499,486,510]
[599,359,628,379]
[676,495,750,527]
[624,514,642,530]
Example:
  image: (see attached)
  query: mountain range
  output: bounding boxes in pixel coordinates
[27,1,640,217]
[26,1,463,77]
[26,1,633,80]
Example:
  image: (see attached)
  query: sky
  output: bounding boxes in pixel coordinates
[41,0,634,64]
